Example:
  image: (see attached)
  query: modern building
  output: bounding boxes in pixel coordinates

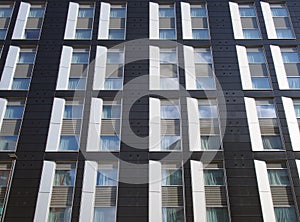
[0,0,299,221]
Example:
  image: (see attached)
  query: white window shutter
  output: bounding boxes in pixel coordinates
[98,2,111,39]
[45,98,65,152]
[56,46,73,90]
[149,161,162,222]
[149,98,161,151]
[183,46,196,90]
[87,98,103,151]
[190,160,206,222]
[12,2,30,39]
[261,2,277,39]
[254,160,276,222]
[282,97,300,151]
[270,45,289,89]
[149,46,160,90]
[229,2,243,39]
[0,46,20,90]
[236,45,252,90]
[79,161,97,222]
[149,2,159,39]
[187,98,201,151]
[0,98,7,130]
[93,46,107,90]
[33,161,56,222]
[181,2,192,39]
[64,2,79,39]
[244,97,263,151]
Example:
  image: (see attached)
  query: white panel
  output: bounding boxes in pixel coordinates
[261,2,277,39]
[0,46,20,90]
[270,45,289,89]
[254,160,276,222]
[149,161,162,222]
[282,97,300,151]
[187,98,201,151]
[183,46,196,90]
[190,160,206,222]
[87,98,103,152]
[98,2,111,39]
[45,98,65,152]
[64,2,79,39]
[181,2,193,39]
[149,2,159,39]
[295,160,300,179]
[149,98,161,151]
[149,46,160,90]
[0,99,7,131]
[93,46,107,90]
[229,2,243,39]
[12,2,30,39]
[244,97,263,151]
[79,161,97,222]
[56,46,73,90]
[236,45,252,90]
[33,161,56,222]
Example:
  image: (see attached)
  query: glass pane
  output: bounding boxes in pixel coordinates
[251,77,271,89]
[0,171,9,186]
[201,136,221,150]
[64,105,83,119]
[192,29,209,39]
[161,106,180,119]
[18,52,35,64]
[243,29,260,39]
[204,170,224,185]
[159,29,176,39]
[29,8,45,18]
[104,78,123,90]
[54,170,75,186]
[72,52,89,64]
[107,52,124,64]
[12,78,30,90]
[256,104,276,118]
[276,29,294,39]
[206,208,229,222]
[271,8,288,17]
[282,52,300,63]
[247,52,265,63]
[5,106,24,119]
[96,169,118,186]
[75,29,92,40]
[162,207,184,222]
[196,77,215,89]
[159,8,174,18]
[59,136,79,151]
[161,136,181,151]
[78,8,94,18]
[68,78,86,90]
[274,207,297,222]
[268,169,290,185]
[194,52,212,63]
[0,8,12,17]
[24,29,40,39]
[110,8,126,18]
[160,78,179,90]
[191,7,206,17]
[294,105,300,118]
[239,8,256,17]
[0,136,17,151]
[100,136,120,151]
[0,29,6,39]
[199,105,218,118]
[108,29,125,39]
[102,105,121,119]
[288,77,300,88]
[262,136,283,150]
[162,169,182,186]
[48,208,71,222]
[160,52,176,64]
[94,207,116,222]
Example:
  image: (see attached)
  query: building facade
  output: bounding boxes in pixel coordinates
[0,0,299,221]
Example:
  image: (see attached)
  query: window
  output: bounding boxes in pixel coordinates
[96,164,118,186]
[160,48,178,90]
[24,5,46,39]
[190,4,209,39]
[159,5,176,39]
[49,208,71,222]
[204,170,225,186]
[71,52,89,64]
[75,4,94,40]
[239,4,260,39]
[161,105,180,119]
[100,135,120,151]
[268,169,290,186]
[206,207,229,222]
[280,48,300,89]
[294,101,300,118]
[4,105,24,119]
[54,169,76,186]
[162,168,182,186]
[0,4,13,39]
[161,135,181,151]
[256,103,276,118]
[94,207,116,222]
[199,105,218,118]
[64,105,83,119]
[162,207,184,222]
[274,207,297,222]
[0,162,13,220]
[108,5,126,39]
[102,105,121,119]
[59,136,79,151]
[105,49,124,90]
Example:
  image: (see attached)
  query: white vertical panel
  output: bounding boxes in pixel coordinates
[33,161,56,222]
[181,2,192,39]
[270,45,289,89]
[229,2,243,39]
[282,97,300,151]
[236,45,252,90]
[0,46,20,90]
[187,98,201,151]
[149,46,160,90]
[98,2,111,39]
[295,160,300,179]
[56,46,73,90]
[149,161,162,222]
[190,160,206,222]
[244,97,263,151]
[12,2,30,39]
[149,2,159,39]
[64,2,79,39]
[0,99,8,130]
[149,98,161,151]
[183,46,196,90]
[87,98,103,152]
[93,46,107,90]
[254,160,276,222]
[261,2,277,39]
[79,161,98,222]
[45,98,65,152]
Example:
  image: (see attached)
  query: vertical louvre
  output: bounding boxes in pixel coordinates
[64,2,79,39]
[98,2,111,39]
[12,2,30,39]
